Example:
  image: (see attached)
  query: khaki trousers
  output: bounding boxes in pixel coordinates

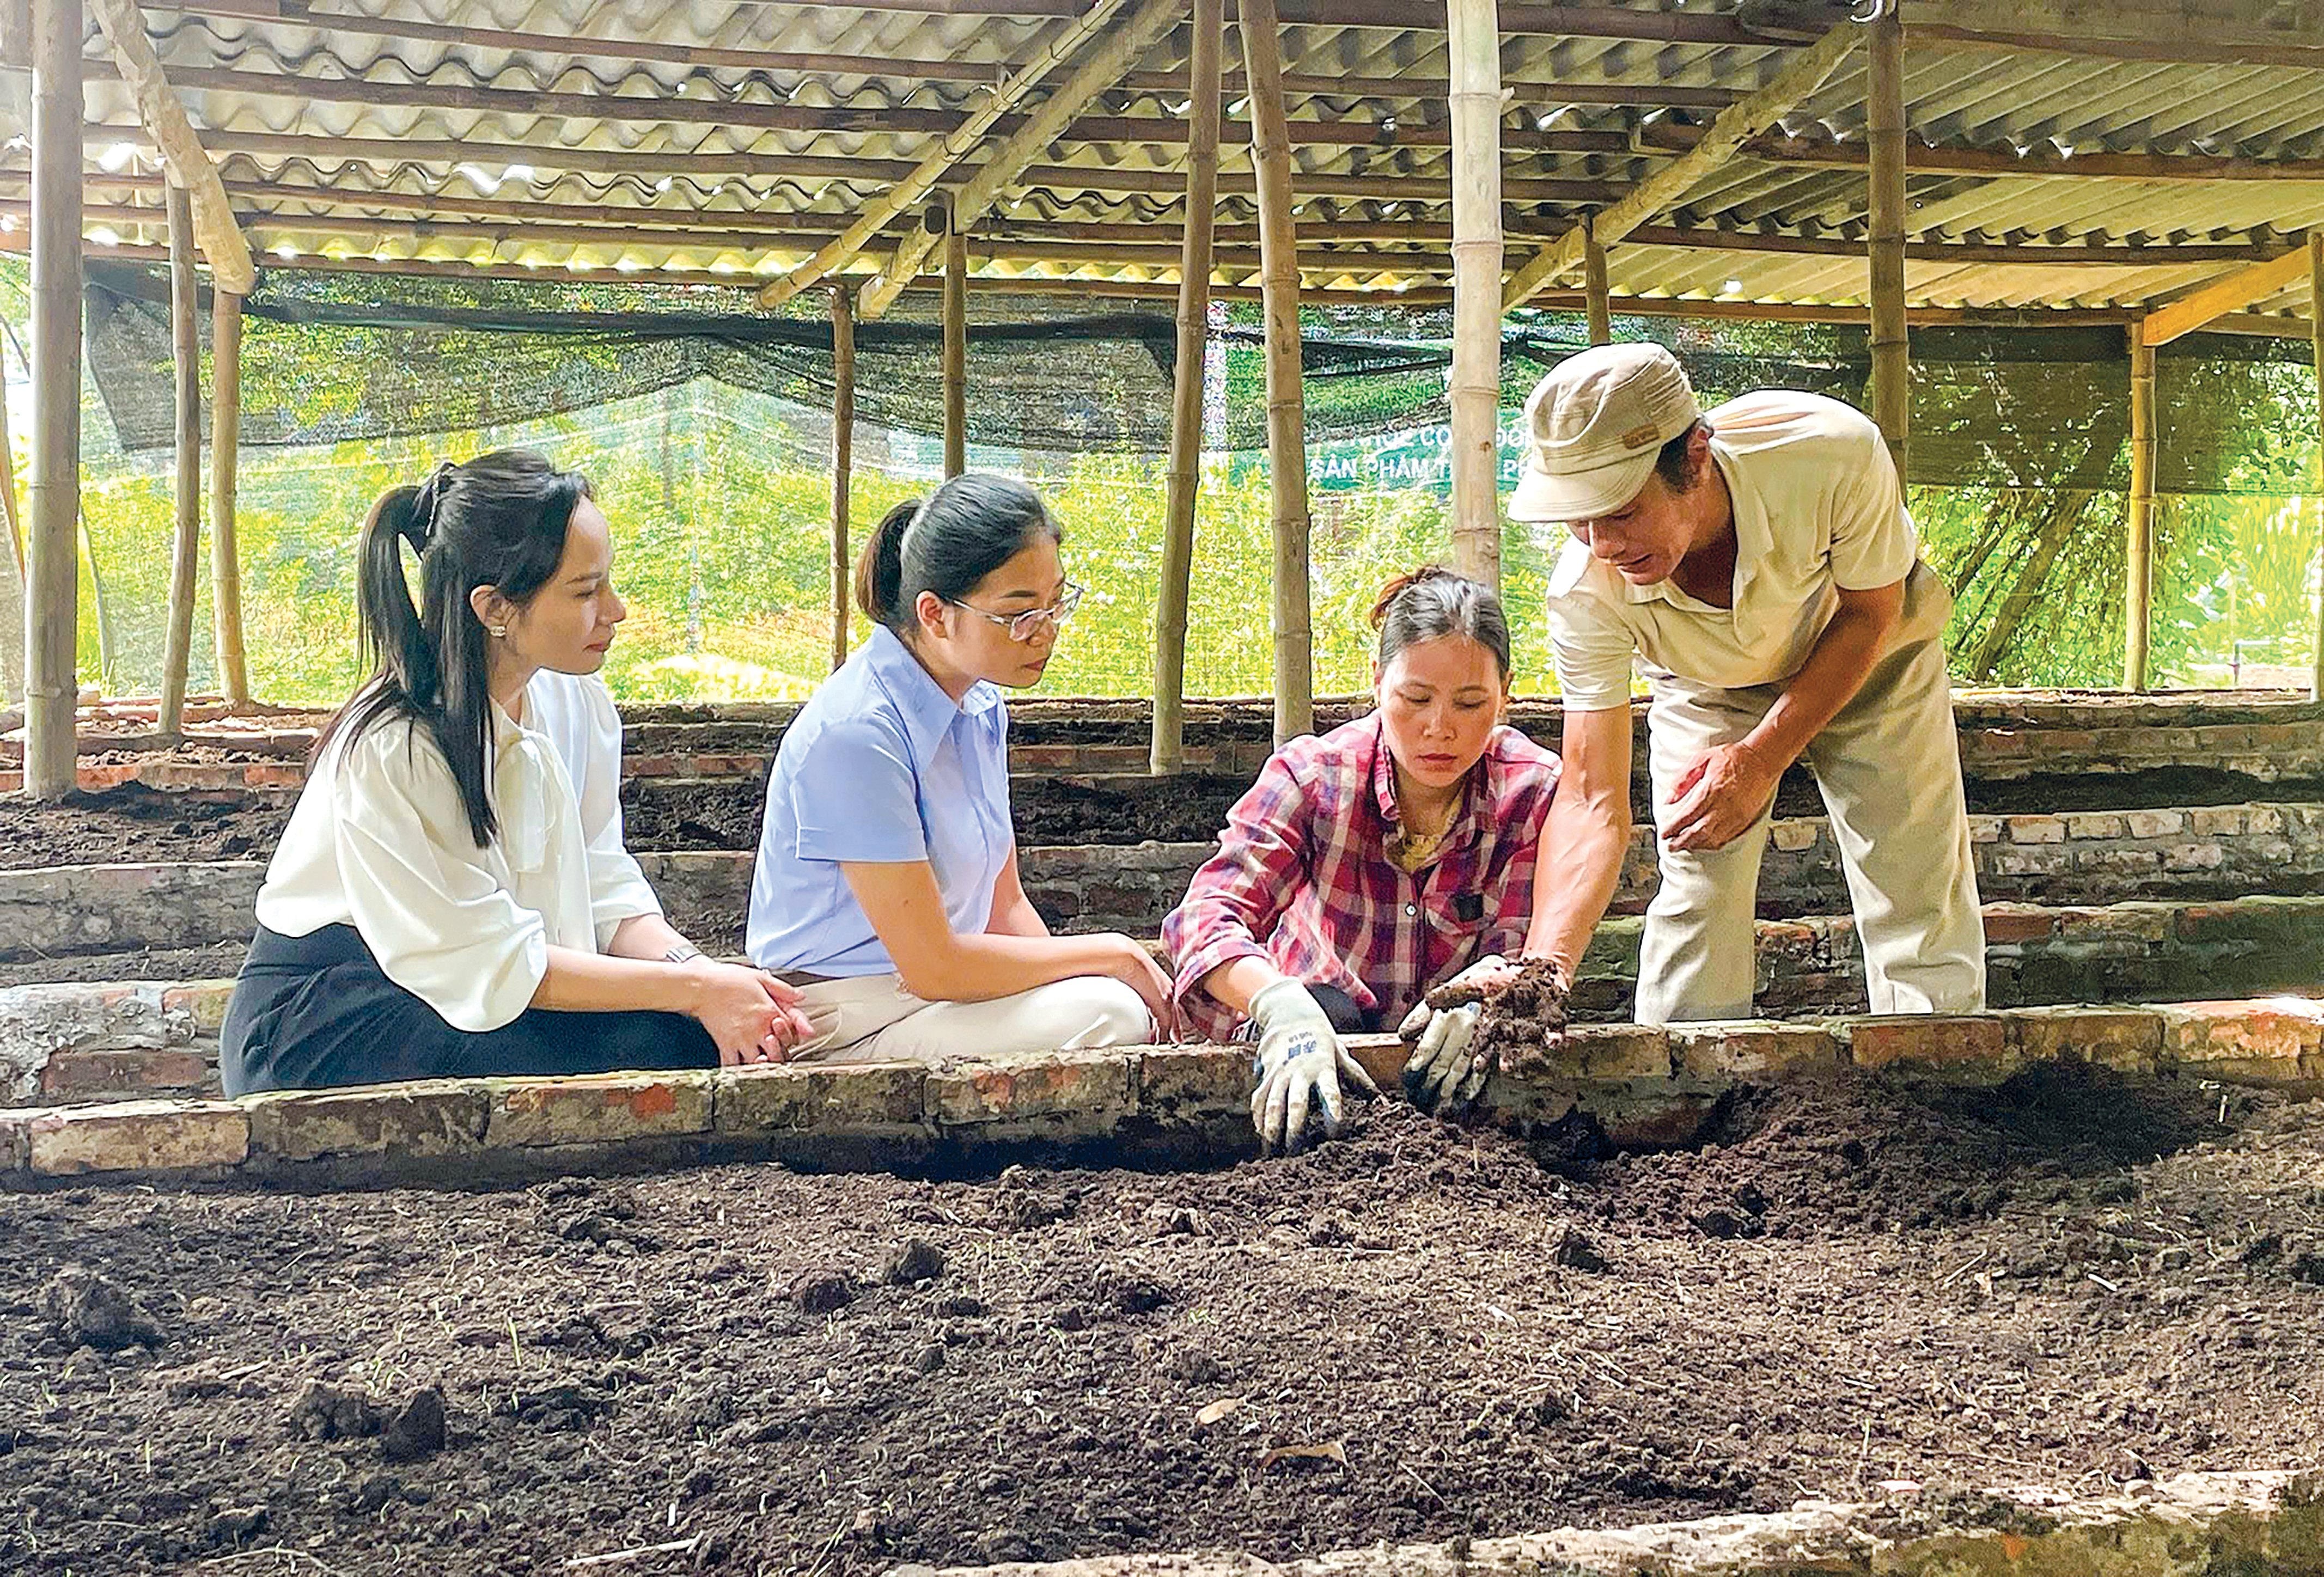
[1635,567,1986,1024]
[786,971,1154,1064]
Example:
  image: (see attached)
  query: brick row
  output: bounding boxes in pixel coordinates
[2,997,2317,1183]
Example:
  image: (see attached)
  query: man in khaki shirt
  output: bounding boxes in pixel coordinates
[1407,343,1982,1099]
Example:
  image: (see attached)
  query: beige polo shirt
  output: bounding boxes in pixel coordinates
[1545,390,1919,712]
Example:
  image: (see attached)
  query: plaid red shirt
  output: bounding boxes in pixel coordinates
[1162,712,1561,1043]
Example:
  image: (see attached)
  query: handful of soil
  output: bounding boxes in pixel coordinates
[1426,958,1570,1071]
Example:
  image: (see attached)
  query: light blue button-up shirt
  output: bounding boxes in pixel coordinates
[747,624,1014,976]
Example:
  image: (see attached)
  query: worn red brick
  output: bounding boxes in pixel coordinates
[486,1071,713,1147]
[27,1098,249,1176]
[928,1050,1135,1127]
[1843,1016,2013,1074]
[40,1048,211,1099]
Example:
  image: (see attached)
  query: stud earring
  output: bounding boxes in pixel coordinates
[489,625,508,638]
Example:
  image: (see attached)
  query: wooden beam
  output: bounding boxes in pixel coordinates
[1503,22,1860,309]
[88,127,1625,205]
[942,207,968,479]
[1906,11,2324,71]
[210,285,246,705]
[758,0,1133,308]
[2124,320,2156,693]
[26,0,81,798]
[158,182,200,739]
[41,175,2293,272]
[1644,124,2324,185]
[130,65,1628,159]
[145,9,1744,105]
[1866,5,1908,478]
[1242,0,1311,747]
[1447,0,1500,590]
[858,0,1186,319]
[1584,225,1611,345]
[86,0,254,294]
[2310,233,2323,704]
[831,282,855,675]
[1617,224,2277,267]
[2142,247,2319,346]
[1151,0,1221,779]
[160,0,1790,45]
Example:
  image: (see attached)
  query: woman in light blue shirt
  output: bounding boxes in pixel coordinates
[747,473,1169,1061]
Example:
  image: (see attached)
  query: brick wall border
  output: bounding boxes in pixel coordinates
[1,997,2317,1187]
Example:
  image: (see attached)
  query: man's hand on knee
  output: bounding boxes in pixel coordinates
[1664,738,1782,853]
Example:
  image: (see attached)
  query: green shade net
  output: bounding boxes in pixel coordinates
[80,261,2320,495]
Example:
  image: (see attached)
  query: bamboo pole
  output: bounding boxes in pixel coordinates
[1866,3,1909,478]
[158,182,202,739]
[2309,232,2323,703]
[0,325,23,705]
[1447,0,1502,591]
[2124,320,2156,693]
[942,209,967,479]
[1242,0,1312,746]
[24,0,82,798]
[830,282,856,674]
[1151,0,1223,778]
[210,289,248,704]
[1584,225,1612,345]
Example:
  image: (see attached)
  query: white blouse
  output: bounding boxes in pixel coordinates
[253,672,661,1032]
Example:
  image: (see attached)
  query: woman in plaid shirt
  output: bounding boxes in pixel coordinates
[1162,568,1561,1153]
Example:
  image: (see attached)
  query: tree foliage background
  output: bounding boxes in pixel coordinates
[7,261,2319,708]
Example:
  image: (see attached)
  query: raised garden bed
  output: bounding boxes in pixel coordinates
[1,1061,2319,1575]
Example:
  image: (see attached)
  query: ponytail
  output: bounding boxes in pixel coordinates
[853,498,917,629]
[353,482,438,719]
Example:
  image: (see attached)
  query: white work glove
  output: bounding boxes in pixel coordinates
[1398,954,1513,1116]
[1248,978,1380,1154]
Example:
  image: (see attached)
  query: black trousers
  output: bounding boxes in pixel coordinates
[221,924,718,1096]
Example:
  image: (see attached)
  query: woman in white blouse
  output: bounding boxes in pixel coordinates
[220,450,812,1095]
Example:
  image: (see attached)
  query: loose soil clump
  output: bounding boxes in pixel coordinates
[1433,958,1570,1072]
[2,1066,2321,1575]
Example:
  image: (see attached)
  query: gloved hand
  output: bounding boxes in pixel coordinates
[1399,954,1516,1115]
[1248,978,1380,1154]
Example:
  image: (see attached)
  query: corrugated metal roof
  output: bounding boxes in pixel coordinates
[10,1,2321,321]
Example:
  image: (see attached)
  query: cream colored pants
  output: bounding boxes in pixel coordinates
[785,971,1154,1064]
[1636,569,1986,1024]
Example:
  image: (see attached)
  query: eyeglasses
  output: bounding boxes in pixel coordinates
[948,581,1085,643]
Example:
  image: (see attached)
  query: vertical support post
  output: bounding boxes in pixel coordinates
[1447,0,1503,590]
[831,281,856,674]
[2125,320,2156,693]
[2308,231,2323,702]
[159,183,202,739]
[24,0,82,798]
[1151,0,1222,777]
[1866,1,1909,480]
[942,206,968,479]
[0,327,24,706]
[1240,0,1312,746]
[210,289,248,705]
[1583,225,1612,346]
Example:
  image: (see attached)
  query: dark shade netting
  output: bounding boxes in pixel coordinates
[81,262,2319,494]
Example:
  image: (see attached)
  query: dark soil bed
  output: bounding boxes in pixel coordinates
[9,762,2322,874]
[2,1067,2319,1575]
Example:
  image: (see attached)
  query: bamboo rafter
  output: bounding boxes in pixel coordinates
[86,0,254,293]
